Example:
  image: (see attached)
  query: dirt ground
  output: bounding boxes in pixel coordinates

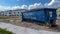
[0,17,60,32]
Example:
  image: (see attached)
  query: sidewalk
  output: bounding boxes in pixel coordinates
[0,22,60,34]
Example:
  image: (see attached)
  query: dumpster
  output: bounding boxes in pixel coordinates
[21,8,57,26]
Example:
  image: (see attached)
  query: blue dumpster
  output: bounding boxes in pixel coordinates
[21,8,57,26]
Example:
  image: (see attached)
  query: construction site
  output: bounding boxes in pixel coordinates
[0,8,60,32]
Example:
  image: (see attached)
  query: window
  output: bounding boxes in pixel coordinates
[14,12,15,14]
[18,12,19,14]
[9,12,11,14]
[5,15,7,16]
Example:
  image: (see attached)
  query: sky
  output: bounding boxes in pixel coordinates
[0,0,51,6]
[0,0,60,11]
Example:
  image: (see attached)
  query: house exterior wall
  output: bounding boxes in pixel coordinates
[0,9,27,16]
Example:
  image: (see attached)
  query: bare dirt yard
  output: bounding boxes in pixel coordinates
[0,17,60,32]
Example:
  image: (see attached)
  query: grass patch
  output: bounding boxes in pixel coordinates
[0,28,13,34]
[0,16,19,19]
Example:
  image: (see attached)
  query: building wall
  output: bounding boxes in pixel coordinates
[57,8,60,17]
[0,9,27,16]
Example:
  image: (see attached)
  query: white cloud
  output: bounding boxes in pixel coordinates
[48,0,55,6]
[20,5,28,9]
[0,0,60,11]
[44,0,60,8]
[11,6,20,10]
[0,3,44,11]
[0,6,11,11]
[0,6,21,11]
[0,5,28,11]
[28,3,43,10]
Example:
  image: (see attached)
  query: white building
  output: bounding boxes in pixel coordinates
[0,9,27,16]
[57,8,60,17]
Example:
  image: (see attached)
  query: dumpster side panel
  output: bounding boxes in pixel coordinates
[44,9,50,22]
[22,10,46,22]
[52,10,57,23]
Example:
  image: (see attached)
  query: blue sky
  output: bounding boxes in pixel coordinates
[0,0,51,6]
[0,0,60,11]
